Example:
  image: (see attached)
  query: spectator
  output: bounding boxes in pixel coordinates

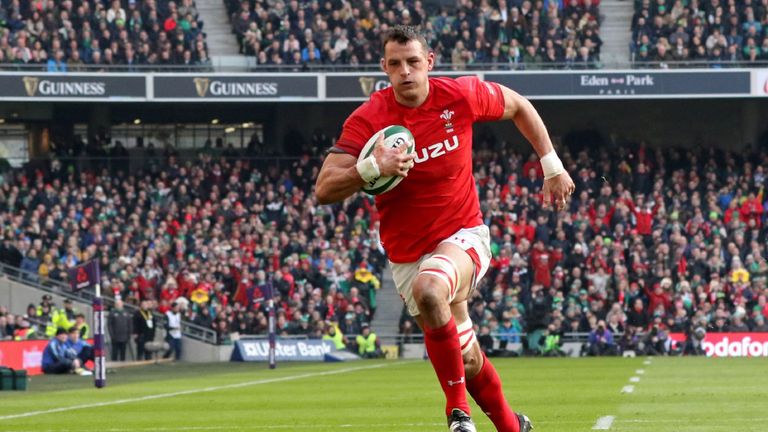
[12,318,36,341]
[753,315,768,332]
[0,1,208,71]
[631,0,768,65]
[227,0,600,69]
[46,50,67,72]
[1,132,766,351]
[133,300,155,360]
[498,316,522,350]
[163,302,183,360]
[108,299,133,362]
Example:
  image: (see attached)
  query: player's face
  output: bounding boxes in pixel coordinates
[381,40,434,106]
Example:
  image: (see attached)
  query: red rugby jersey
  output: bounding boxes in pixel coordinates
[334,76,505,263]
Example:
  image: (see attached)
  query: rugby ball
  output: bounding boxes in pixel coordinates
[358,125,415,195]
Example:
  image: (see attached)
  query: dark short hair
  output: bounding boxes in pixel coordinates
[382,25,429,53]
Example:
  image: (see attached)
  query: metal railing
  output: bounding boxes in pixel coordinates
[235,331,594,343]
[2,59,765,73]
[0,63,215,73]
[0,261,218,344]
[627,59,768,69]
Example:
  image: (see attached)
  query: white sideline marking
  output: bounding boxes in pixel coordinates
[621,385,635,394]
[618,417,768,424]
[635,369,645,375]
[0,425,449,432]
[592,416,616,430]
[629,376,641,383]
[20,417,768,432]
[0,363,395,421]
[643,360,652,365]
[9,420,600,432]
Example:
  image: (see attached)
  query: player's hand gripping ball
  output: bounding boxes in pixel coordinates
[359,125,415,195]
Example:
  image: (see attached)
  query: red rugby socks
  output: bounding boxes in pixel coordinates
[423,316,471,417]
[466,352,519,432]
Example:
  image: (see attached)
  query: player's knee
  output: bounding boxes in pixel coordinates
[413,254,460,314]
[412,277,447,313]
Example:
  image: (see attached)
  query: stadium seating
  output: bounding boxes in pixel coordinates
[224,0,602,69]
[0,145,380,344]
[631,0,768,65]
[0,0,209,70]
[1,138,766,349]
[399,142,768,354]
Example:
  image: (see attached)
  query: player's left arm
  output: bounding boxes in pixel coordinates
[497,84,576,210]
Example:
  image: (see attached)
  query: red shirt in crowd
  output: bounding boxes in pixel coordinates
[624,198,655,235]
[645,285,672,315]
[531,246,556,288]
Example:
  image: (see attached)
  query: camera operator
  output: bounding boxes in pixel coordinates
[684,319,707,356]
[588,320,617,356]
[642,315,670,356]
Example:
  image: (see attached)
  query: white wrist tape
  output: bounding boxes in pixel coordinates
[356,155,380,183]
[540,151,565,180]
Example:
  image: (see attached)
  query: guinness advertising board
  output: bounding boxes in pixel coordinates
[325,73,476,100]
[0,74,146,100]
[485,70,751,98]
[153,75,319,100]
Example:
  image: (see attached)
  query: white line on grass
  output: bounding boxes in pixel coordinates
[617,418,768,424]
[629,376,641,383]
[643,360,652,365]
[635,369,645,375]
[0,425,449,432]
[0,363,397,422]
[621,385,635,394]
[592,416,615,430]
[9,419,592,432]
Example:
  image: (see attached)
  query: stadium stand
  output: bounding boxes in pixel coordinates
[1,135,767,351]
[0,0,209,70]
[393,140,768,355]
[0,141,381,345]
[630,0,768,65]
[224,0,603,69]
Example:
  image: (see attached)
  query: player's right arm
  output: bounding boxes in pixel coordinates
[315,133,415,204]
[315,152,367,205]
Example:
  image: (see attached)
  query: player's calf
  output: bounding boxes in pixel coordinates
[466,350,530,432]
[458,319,482,378]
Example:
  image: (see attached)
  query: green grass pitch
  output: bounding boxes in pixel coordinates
[1,357,766,431]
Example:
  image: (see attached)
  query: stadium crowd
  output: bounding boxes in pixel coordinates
[0,0,210,71]
[631,0,768,65]
[440,138,768,357]
[2,132,767,357]
[0,136,383,346]
[225,0,603,69]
